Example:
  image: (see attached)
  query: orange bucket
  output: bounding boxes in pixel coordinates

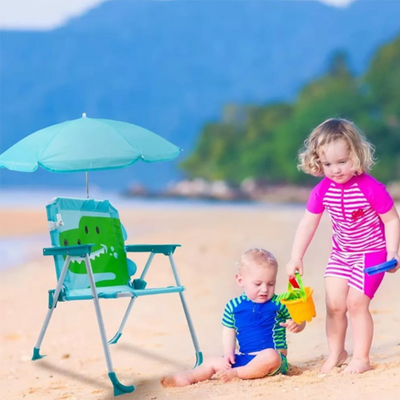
[279,274,316,324]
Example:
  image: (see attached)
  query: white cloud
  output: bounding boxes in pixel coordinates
[281,0,356,6]
[0,0,358,31]
[313,0,356,6]
[0,0,108,30]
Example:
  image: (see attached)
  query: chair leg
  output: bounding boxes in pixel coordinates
[169,254,203,368]
[108,297,137,344]
[109,253,155,344]
[84,256,135,396]
[32,256,71,361]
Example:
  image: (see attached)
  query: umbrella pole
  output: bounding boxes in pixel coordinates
[85,172,90,199]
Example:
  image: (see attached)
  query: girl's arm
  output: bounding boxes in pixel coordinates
[222,326,237,367]
[286,210,323,277]
[380,205,400,272]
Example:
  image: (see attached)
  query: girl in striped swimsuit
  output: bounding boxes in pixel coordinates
[286,118,400,375]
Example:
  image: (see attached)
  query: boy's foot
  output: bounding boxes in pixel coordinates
[321,350,348,373]
[342,359,371,374]
[161,372,193,387]
[214,369,239,383]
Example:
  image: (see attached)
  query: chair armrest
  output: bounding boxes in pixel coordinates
[43,244,94,257]
[125,244,181,255]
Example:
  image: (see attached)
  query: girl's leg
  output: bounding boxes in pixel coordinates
[215,349,282,382]
[343,287,372,374]
[321,277,349,373]
[161,356,227,387]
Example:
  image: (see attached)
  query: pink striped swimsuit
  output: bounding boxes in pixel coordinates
[306,173,394,298]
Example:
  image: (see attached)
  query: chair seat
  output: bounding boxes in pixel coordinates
[64,285,185,301]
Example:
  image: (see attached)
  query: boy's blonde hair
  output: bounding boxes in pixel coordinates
[298,118,376,176]
[237,248,278,274]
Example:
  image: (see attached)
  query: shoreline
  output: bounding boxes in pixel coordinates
[0,187,309,209]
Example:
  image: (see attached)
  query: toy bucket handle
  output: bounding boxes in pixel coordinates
[288,273,307,301]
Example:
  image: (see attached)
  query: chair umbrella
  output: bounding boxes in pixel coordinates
[0,113,182,197]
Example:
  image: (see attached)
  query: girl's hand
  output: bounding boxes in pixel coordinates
[280,319,306,333]
[286,258,303,277]
[386,251,400,273]
[223,353,235,368]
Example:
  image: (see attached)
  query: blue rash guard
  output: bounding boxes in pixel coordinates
[222,293,291,354]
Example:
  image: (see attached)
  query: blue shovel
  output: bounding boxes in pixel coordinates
[364,259,398,276]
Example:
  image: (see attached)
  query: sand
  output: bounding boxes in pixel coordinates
[0,202,399,400]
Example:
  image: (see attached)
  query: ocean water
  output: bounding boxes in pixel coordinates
[0,187,250,208]
[0,234,49,270]
[0,187,302,270]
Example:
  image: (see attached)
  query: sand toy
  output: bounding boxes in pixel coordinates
[364,259,397,275]
[277,273,316,324]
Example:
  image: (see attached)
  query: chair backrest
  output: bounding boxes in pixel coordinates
[46,197,132,293]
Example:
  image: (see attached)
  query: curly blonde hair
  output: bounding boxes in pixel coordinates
[237,248,278,274]
[298,118,376,176]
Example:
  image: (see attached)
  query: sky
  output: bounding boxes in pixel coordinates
[0,0,358,30]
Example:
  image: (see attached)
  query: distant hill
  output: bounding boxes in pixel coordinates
[1,0,399,191]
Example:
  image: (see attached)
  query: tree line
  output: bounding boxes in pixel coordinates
[181,34,400,186]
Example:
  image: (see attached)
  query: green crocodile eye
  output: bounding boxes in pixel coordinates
[96,226,100,234]
[85,226,89,234]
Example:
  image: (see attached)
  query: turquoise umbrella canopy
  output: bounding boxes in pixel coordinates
[0,114,182,173]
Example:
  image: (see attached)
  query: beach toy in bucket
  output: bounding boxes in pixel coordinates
[277,273,316,324]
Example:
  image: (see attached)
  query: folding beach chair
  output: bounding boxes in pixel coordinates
[32,197,203,396]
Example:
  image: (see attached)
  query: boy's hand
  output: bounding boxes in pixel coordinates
[280,319,306,333]
[223,353,235,369]
[386,252,400,273]
[286,258,303,277]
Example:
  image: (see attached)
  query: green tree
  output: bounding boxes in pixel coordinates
[180,119,245,182]
[180,37,400,185]
[364,35,400,180]
[273,51,369,183]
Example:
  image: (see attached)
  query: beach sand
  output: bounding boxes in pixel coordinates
[1,203,399,400]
